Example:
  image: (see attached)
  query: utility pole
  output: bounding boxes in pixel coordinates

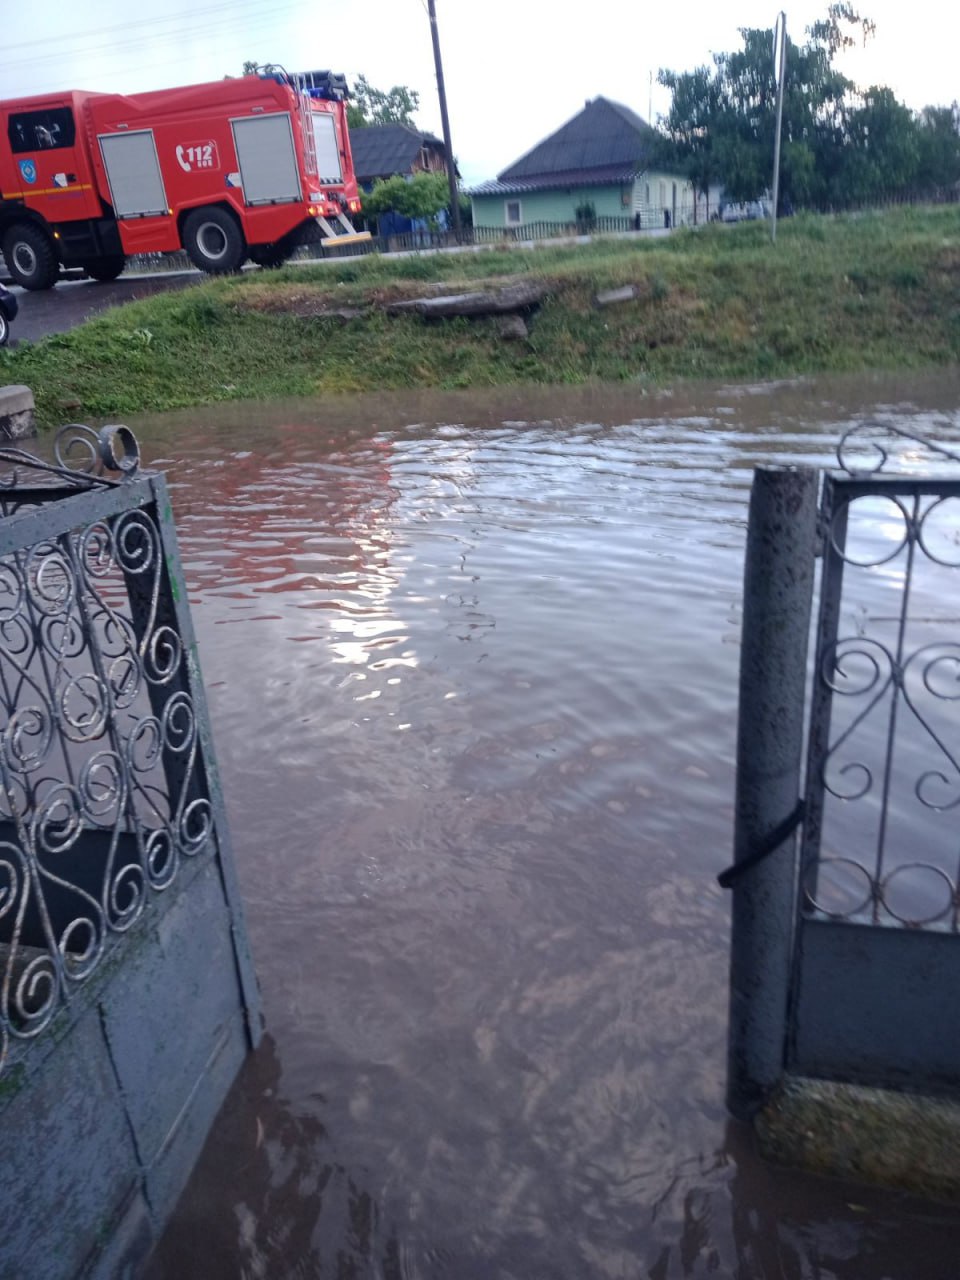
[427,0,462,238]
[771,10,787,243]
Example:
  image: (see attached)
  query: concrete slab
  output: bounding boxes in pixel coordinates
[757,1075,960,1203]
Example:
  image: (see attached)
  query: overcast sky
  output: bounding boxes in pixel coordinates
[5,0,958,186]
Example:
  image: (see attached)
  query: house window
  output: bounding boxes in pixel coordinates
[505,199,522,226]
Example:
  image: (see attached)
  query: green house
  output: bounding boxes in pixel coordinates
[470,97,718,232]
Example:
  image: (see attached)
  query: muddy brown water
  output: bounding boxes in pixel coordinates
[138,374,960,1279]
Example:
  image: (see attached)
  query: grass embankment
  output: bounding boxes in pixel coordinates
[5,206,960,428]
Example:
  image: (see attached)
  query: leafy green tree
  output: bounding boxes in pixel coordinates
[657,65,725,218]
[916,104,960,195]
[806,2,875,56]
[346,77,420,130]
[841,86,920,200]
[656,6,936,212]
[361,172,452,228]
[713,17,859,207]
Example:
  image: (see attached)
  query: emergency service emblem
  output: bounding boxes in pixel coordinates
[175,141,220,172]
[18,159,37,184]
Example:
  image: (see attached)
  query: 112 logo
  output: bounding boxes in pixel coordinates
[176,141,219,172]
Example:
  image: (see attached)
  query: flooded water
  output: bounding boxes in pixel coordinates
[140,374,960,1280]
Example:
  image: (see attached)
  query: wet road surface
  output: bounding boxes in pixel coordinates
[3,270,201,343]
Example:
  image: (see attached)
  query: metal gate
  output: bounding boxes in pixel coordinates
[0,425,262,1276]
[0,425,260,1081]
[725,425,960,1115]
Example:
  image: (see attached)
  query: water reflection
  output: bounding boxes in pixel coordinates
[146,1036,404,1280]
[141,375,960,1279]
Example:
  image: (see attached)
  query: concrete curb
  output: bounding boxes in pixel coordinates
[757,1076,960,1203]
[0,383,35,439]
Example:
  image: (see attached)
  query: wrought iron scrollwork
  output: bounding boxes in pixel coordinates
[803,454,960,930]
[0,432,215,1079]
[837,422,960,475]
[0,424,140,490]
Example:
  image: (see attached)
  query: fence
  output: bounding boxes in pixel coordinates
[114,215,647,274]
[807,187,960,216]
[724,425,960,1118]
[0,426,259,1279]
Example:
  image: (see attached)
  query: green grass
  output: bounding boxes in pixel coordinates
[5,205,960,428]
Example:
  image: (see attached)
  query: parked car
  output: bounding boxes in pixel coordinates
[0,283,17,346]
[715,200,770,223]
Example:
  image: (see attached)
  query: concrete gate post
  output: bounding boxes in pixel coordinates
[726,464,819,1119]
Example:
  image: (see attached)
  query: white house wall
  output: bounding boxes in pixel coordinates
[633,173,725,228]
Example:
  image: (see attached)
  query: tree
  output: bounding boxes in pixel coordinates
[841,86,920,200]
[915,103,960,196]
[657,65,725,218]
[660,6,960,211]
[360,172,452,228]
[807,2,875,56]
[713,16,860,207]
[242,61,258,75]
[346,76,420,130]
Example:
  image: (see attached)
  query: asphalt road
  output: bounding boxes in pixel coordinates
[5,270,203,345]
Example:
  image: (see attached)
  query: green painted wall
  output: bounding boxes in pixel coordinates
[471,184,632,229]
[471,171,724,231]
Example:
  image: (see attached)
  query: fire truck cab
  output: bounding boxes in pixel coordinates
[0,69,368,289]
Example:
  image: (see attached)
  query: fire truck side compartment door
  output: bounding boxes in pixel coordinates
[311,113,342,184]
[99,130,167,217]
[231,115,301,205]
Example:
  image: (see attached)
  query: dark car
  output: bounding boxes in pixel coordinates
[0,283,17,346]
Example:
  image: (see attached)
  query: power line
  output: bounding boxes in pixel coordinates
[4,0,298,54]
[8,4,306,71]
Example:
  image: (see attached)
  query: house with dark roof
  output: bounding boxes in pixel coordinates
[470,97,719,232]
[350,124,454,238]
[349,124,449,187]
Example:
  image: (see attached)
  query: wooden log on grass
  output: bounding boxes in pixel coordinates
[385,281,549,318]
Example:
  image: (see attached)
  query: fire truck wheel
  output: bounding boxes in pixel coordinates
[83,256,126,283]
[182,208,246,274]
[3,224,59,291]
[249,244,288,269]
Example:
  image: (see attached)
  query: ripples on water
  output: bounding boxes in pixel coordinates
[142,376,960,1279]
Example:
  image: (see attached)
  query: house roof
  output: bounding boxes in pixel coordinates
[470,164,640,197]
[349,124,445,183]
[493,97,656,186]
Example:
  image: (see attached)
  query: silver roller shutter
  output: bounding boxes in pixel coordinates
[311,112,342,184]
[232,114,301,205]
[99,130,167,217]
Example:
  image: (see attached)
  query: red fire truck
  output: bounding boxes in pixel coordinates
[0,68,369,289]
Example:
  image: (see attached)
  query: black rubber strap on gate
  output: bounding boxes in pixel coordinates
[716,800,805,890]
